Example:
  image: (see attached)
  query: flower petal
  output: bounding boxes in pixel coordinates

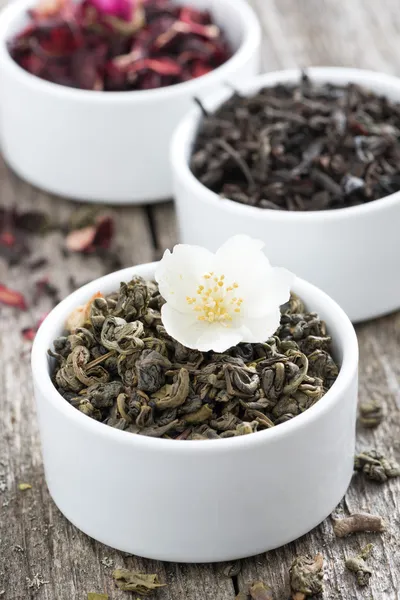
[161,303,206,347]
[156,235,294,352]
[155,244,214,312]
[243,267,293,319]
[195,325,243,353]
[216,234,265,257]
[240,307,282,343]
[215,236,292,318]
[161,304,244,352]
[215,234,271,288]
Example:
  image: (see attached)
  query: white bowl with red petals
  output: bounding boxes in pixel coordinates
[0,0,261,203]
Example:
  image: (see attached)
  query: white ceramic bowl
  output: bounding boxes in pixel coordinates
[0,0,261,204]
[31,262,358,563]
[171,67,400,322]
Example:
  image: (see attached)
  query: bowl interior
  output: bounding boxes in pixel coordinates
[174,67,400,216]
[32,262,358,448]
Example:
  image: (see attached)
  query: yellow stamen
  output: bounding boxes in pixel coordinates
[184,272,244,324]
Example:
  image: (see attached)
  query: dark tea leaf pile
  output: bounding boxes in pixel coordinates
[50,276,339,440]
[191,74,400,210]
[8,0,232,91]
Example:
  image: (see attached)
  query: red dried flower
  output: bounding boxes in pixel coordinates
[0,284,28,310]
[93,215,114,249]
[33,277,60,305]
[21,314,48,341]
[8,0,232,91]
[0,231,17,248]
[66,214,114,252]
[21,326,37,341]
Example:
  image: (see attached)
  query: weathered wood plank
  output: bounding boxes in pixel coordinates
[237,2,400,599]
[0,160,233,600]
[1,0,400,599]
[248,0,400,73]
[237,318,400,600]
[150,202,178,259]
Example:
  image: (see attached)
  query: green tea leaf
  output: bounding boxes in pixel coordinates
[112,569,166,595]
[249,581,273,600]
[88,594,109,600]
[18,483,32,491]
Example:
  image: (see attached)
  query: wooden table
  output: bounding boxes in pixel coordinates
[1,1,400,598]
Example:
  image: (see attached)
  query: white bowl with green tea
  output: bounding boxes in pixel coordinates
[31,235,358,562]
[171,67,400,322]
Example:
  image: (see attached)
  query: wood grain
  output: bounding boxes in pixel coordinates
[1,1,400,599]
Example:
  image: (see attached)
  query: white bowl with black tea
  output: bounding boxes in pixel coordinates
[31,235,358,562]
[0,0,261,203]
[171,67,400,322]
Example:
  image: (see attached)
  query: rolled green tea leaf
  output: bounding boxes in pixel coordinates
[235,593,249,600]
[112,569,166,595]
[345,544,373,587]
[50,278,339,440]
[249,581,274,600]
[289,554,324,599]
[354,450,400,482]
[222,560,242,578]
[359,399,383,428]
[332,513,385,537]
[18,483,32,491]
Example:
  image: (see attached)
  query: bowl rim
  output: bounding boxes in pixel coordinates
[171,66,400,221]
[0,0,261,103]
[31,261,359,453]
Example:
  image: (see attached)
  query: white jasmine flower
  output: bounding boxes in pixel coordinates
[155,235,293,353]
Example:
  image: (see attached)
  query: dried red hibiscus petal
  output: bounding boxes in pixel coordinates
[21,315,47,341]
[34,277,60,305]
[0,284,27,310]
[66,214,114,253]
[21,326,37,341]
[0,231,17,248]
[8,0,232,92]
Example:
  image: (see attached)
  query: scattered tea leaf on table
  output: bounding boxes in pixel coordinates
[18,483,32,491]
[88,594,109,600]
[345,544,374,587]
[235,593,249,600]
[249,580,274,600]
[112,569,166,595]
[359,398,384,428]
[289,554,324,600]
[332,513,385,537]
[354,450,400,482]
[222,560,241,577]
